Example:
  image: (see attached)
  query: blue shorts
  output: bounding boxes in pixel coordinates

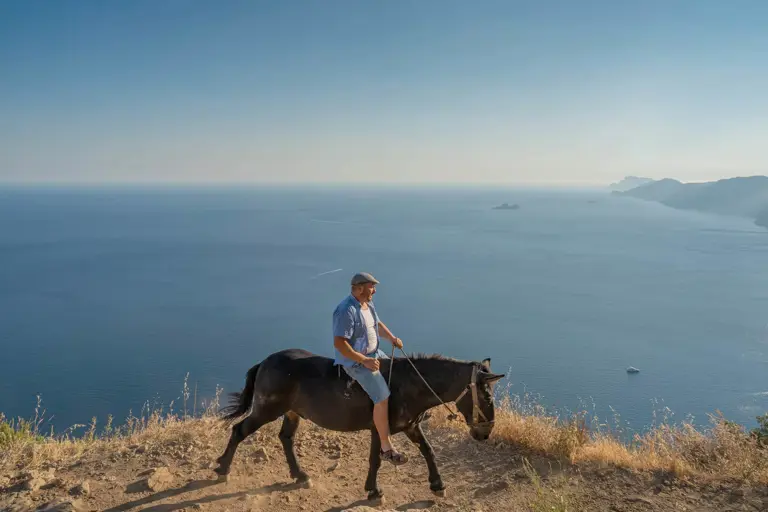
[342,349,390,404]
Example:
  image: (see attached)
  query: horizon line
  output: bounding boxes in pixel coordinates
[1,174,767,189]
[0,180,609,189]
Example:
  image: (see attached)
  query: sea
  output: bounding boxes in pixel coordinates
[1,186,767,438]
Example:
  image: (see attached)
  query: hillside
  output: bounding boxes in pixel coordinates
[609,176,656,192]
[756,208,768,228]
[2,401,768,511]
[614,176,768,227]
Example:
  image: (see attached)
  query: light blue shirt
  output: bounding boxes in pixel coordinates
[333,294,381,367]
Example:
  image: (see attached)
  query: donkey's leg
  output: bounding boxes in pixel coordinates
[364,427,384,500]
[405,422,445,495]
[215,405,283,477]
[279,411,310,484]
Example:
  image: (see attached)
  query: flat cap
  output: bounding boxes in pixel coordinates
[351,272,380,285]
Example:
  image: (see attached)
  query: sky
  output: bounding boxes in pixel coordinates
[1,0,767,186]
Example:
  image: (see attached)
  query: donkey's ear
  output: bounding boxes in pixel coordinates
[480,372,504,384]
[481,358,491,371]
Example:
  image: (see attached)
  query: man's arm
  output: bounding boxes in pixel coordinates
[378,321,403,349]
[334,336,368,364]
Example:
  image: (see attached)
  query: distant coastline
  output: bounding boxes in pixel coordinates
[609,176,655,192]
[611,175,768,229]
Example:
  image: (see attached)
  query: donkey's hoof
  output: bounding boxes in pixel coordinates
[297,477,313,489]
[368,496,386,507]
[213,466,230,483]
[367,489,385,503]
[432,488,447,497]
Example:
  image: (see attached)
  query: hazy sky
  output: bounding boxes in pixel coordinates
[2,1,767,185]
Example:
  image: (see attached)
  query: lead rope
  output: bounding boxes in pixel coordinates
[390,346,461,421]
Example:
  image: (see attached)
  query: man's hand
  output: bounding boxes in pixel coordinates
[392,337,403,350]
[362,358,380,372]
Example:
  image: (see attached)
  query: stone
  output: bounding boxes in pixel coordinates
[512,469,528,480]
[472,480,509,498]
[254,447,269,463]
[38,498,86,512]
[6,496,35,512]
[71,479,90,496]
[626,496,654,506]
[146,467,174,492]
[23,476,46,491]
[48,477,67,488]
[22,468,55,491]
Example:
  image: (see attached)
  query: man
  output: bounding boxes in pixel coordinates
[333,272,408,465]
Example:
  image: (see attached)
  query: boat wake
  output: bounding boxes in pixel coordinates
[310,268,343,279]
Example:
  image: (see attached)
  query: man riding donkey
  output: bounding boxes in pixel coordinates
[214,271,505,501]
[333,271,408,465]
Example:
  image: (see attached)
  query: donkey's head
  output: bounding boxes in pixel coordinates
[454,358,504,441]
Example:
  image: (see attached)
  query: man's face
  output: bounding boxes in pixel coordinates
[355,282,376,302]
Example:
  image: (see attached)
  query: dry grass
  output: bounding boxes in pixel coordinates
[604,414,768,482]
[0,380,225,473]
[431,393,768,485]
[522,457,572,512]
[2,377,767,488]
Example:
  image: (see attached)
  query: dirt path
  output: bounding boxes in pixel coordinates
[2,419,766,511]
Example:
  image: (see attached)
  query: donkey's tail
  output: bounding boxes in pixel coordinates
[219,363,260,422]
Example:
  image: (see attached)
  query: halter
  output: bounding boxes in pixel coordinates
[392,347,494,429]
[452,365,494,428]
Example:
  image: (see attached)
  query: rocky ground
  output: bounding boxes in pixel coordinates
[2,417,767,512]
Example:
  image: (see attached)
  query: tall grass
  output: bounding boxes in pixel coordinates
[430,381,768,485]
[0,375,224,471]
[523,457,571,512]
[3,373,767,486]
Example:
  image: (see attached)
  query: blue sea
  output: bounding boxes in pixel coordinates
[1,186,767,437]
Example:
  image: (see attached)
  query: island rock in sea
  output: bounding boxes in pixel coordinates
[492,202,520,210]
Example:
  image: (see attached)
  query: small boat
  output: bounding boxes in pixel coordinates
[626,366,640,374]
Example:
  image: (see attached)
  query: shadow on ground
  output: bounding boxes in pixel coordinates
[104,478,307,512]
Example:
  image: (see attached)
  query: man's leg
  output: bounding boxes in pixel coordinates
[344,361,407,464]
[373,399,392,451]
[367,369,406,464]
[371,350,393,450]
